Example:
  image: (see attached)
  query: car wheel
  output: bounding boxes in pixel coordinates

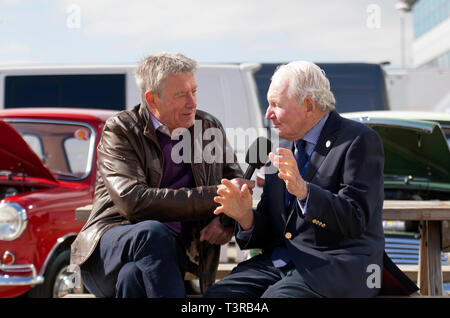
[28,249,83,298]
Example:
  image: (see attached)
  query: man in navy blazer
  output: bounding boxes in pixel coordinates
[204,61,385,298]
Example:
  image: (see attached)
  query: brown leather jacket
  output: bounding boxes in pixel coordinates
[70,103,243,291]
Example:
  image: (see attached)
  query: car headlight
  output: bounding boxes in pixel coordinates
[0,202,28,241]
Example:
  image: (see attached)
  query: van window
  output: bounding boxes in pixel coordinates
[5,74,126,110]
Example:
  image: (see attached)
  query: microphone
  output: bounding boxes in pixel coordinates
[243,136,272,179]
[220,136,272,227]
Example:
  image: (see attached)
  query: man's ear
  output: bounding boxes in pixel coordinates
[304,96,316,113]
[145,91,157,109]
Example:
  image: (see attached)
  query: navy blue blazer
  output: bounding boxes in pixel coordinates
[237,111,385,297]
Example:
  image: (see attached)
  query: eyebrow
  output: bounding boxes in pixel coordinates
[174,87,197,96]
[267,97,277,106]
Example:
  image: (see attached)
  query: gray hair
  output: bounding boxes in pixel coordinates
[135,52,197,101]
[272,61,335,112]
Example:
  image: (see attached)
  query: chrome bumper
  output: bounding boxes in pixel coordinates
[0,264,44,286]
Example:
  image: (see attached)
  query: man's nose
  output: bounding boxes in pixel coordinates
[265,106,274,119]
[186,92,196,108]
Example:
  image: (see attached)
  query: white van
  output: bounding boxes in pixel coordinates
[0,63,267,165]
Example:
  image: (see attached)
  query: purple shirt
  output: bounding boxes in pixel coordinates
[150,113,195,234]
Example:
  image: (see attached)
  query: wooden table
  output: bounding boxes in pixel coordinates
[383,200,450,296]
[75,200,450,296]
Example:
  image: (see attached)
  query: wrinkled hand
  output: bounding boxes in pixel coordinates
[228,178,255,195]
[213,178,254,230]
[200,216,234,245]
[269,147,308,200]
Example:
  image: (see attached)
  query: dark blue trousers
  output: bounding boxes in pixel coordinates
[203,254,322,298]
[81,220,188,298]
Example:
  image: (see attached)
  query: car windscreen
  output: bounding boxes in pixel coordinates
[8,120,96,180]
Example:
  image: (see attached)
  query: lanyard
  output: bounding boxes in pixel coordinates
[300,153,312,177]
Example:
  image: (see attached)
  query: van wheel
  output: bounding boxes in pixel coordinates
[28,249,83,298]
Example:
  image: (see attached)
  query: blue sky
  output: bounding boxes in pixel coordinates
[0,0,414,67]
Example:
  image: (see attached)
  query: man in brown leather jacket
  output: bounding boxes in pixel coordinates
[70,52,249,298]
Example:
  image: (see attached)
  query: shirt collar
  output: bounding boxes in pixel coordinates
[149,112,171,137]
[302,112,330,146]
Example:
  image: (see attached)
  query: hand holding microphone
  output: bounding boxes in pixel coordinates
[216,137,272,228]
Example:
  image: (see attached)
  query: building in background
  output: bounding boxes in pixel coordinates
[386,68,450,111]
[411,0,450,68]
[387,0,450,112]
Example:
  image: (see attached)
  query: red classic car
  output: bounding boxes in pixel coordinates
[0,108,117,298]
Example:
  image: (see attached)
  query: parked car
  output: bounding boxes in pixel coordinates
[0,107,117,298]
[343,110,450,147]
[342,111,450,206]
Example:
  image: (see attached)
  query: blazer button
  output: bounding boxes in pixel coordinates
[285,232,292,239]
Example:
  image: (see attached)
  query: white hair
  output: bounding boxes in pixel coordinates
[135,52,197,101]
[272,61,336,112]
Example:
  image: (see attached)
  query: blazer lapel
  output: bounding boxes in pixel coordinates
[303,111,342,182]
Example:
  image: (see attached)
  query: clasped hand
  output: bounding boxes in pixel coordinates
[212,148,308,231]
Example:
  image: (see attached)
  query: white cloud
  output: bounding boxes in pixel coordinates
[0,1,411,66]
[0,0,23,4]
[59,0,390,39]
[55,0,406,65]
[60,0,278,39]
[0,43,30,55]
[0,43,33,65]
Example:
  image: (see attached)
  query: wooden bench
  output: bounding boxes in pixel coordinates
[382,200,450,296]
